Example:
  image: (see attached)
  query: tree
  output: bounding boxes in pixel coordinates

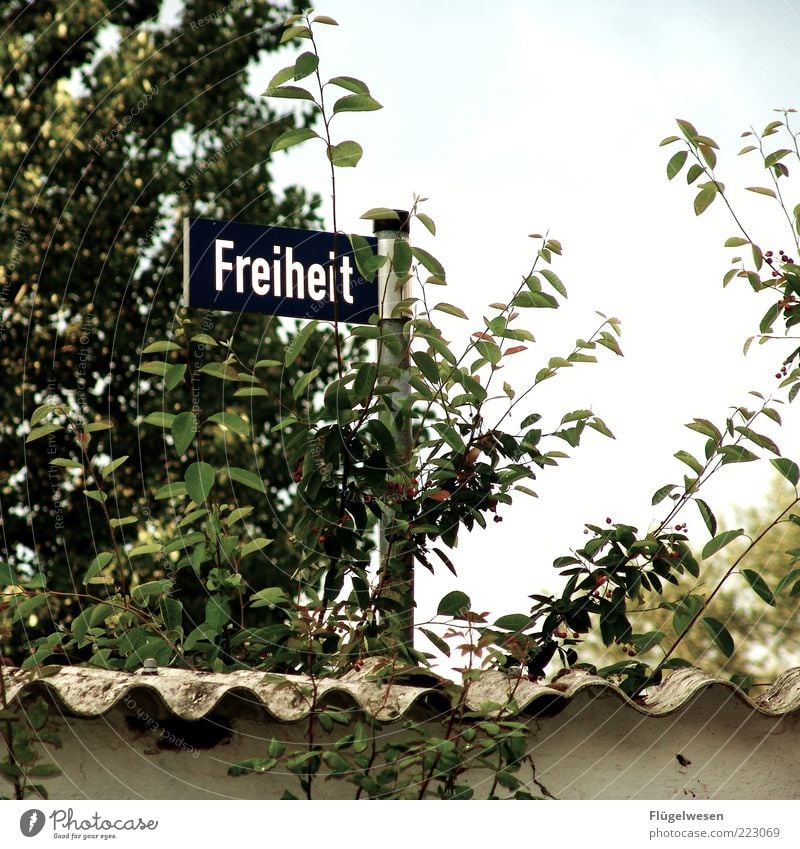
[0,0,342,651]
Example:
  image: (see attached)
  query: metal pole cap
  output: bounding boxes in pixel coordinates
[372,209,411,235]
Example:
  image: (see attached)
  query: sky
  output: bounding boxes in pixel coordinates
[258,0,800,630]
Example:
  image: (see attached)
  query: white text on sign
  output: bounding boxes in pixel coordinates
[214,239,355,304]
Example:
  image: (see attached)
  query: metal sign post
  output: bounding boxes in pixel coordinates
[373,211,415,649]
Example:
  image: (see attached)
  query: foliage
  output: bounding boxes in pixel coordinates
[0,685,62,800]
[0,0,334,655]
[4,9,800,799]
[593,475,800,689]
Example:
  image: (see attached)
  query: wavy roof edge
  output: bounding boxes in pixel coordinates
[2,661,800,722]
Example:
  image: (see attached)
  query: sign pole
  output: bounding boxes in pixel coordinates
[373,211,415,649]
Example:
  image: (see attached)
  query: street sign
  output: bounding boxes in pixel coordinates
[183,217,378,324]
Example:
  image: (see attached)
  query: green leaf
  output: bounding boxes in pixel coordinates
[109,516,137,529]
[234,387,269,398]
[131,580,172,602]
[271,127,318,154]
[674,450,703,475]
[352,362,377,401]
[99,455,129,477]
[735,426,780,455]
[701,617,734,657]
[228,466,266,494]
[412,351,440,384]
[701,529,744,560]
[333,94,382,113]
[82,553,114,586]
[240,538,273,558]
[724,237,749,247]
[411,246,446,281]
[280,23,311,43]
[267,85,315,101]
[630,631,666,653]
[84,490,108,504]
[493,614,531,632]
[775,568,800,596]
[168,363,187,392]
[434,422,466,453]
[30,403,59,427]
[293,51,319,80]
[250,587,288,608]
[694,184,716,215]
[200,361,238,381]
[129,543,163,558]
[172,411,197,455]
[437,591,471,617]
[420,627,450,656]
[292,368,320,400]
[685,418,721,441]
[676,118,698,140]
[416,212,436,236]
[0,561,19,585]
[84,420,113,433]
[266,64,295,90]
[672,594,703,634]
[185,462,214,505]
[312,14,339,25]
[540,269,567,298]
[698,143,716,169]
[348,233,378,283]
[433,302,468,320]
[154,481,187,500]
[142,411,176,428]
[652,484,677,506]
[392,239,412,276]
[360,207,399,220]
[327,140,363,168]
[666,149,688,180]
[719,445,759,465]
[771,457,799,487]
[476,339,501,364]
[741,569,775,606]
[138,361,170,377]
[513,290,559,309]
[26,423,62,443]
[328,75,369,94]
[588,418,615,439]
[695,498,717,537]
[285,320,321,367]
[746,186,777,198]
[208,411,251,438]
[50,457,83,470]
[686,163,704,184]
[142,340,180,354]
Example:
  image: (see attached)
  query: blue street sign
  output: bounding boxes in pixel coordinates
[183,217,378,324]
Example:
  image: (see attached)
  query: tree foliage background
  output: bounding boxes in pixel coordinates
[0,0,346,644]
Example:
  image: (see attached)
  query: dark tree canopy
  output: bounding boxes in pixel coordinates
[0,0,333,643]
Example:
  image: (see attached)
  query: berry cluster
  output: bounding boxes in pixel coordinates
[775,361,790,380]
[765,248,795,278]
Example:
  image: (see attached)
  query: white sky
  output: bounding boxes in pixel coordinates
[258,1,800,630]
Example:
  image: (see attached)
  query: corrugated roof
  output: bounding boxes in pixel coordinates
[2,661,800,722]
